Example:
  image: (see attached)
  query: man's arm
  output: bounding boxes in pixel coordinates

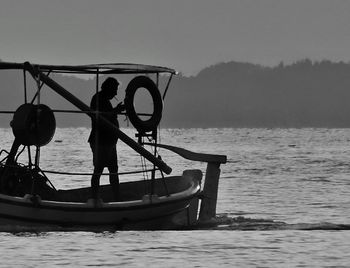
[114,102,126,114]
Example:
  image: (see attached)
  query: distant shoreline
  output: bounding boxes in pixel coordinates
[1,59,350,128]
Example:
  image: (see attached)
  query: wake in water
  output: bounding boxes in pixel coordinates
[0,214,349,233]
[195,214,350,231]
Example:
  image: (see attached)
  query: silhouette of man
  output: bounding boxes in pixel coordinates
[88,77,125,202]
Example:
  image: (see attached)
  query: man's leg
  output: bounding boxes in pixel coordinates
[90,142,104,200]
[108,144,120,201]
[108,165,120,201]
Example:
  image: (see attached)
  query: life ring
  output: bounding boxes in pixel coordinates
[11,103,56,147]
[124,76,163,133]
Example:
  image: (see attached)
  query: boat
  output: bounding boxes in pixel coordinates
[0,61,227,231]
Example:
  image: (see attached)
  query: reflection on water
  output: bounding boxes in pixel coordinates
[0,128,350,267]
[0,230,349,267]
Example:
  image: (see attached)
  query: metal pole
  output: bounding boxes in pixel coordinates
[23,69,27,103]
[24,62,172,175]
[162,74,173,100]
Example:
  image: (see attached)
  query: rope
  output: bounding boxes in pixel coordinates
[0,162,157,177]
[139,136,150,194]
[37,167,57,191]
[15,146,26,162]
[41,168,158,176]
[30,70,51,104]
[140,152,149,181]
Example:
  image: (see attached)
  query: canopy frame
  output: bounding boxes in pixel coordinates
[0,61,177,75]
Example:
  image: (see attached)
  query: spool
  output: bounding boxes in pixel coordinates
[11,103,56,147]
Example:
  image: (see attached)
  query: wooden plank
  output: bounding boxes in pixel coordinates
[144,143,227,164]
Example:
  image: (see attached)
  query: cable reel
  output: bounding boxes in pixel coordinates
[11,103,56,147]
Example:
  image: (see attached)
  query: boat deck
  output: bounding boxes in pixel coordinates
[57,176,189,203]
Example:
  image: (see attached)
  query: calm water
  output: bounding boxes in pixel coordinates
[0,128,349,267]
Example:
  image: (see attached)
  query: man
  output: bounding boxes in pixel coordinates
[88,77,125,202]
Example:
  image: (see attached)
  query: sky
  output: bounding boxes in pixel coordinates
[0,0,350,75]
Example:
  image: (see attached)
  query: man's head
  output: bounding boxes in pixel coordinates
[101,77,119,99]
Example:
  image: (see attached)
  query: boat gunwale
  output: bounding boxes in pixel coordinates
[0,176,201,212]
[0,205,189,228]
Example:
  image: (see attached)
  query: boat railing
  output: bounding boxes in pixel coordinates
[0,147,160,185]
[39,168,159,177]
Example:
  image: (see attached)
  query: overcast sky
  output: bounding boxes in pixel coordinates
[0,0,349,75]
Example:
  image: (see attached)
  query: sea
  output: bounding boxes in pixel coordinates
[0,127,349,267]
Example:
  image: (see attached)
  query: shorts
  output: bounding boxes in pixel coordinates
[90,143,118,169]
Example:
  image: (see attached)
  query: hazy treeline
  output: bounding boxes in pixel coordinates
[1,59,350,128]
[165,59,350,128]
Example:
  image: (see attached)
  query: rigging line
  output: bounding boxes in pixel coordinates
[14,145,26,163]
[151,140,169,197]
[0,156,8,164]
[159,169,169,196]
[0,161,158,176]
[34,69,41,168]
[139,138,150,194]
[142,155,150,194]
[0,109,148,116]
[140,155,145,180]
[0,149,10,161]
[50,110,129,115]
[37,167,57,191]
[140,154,149,180]
[26,146,33,168]
[0,110,131,116]
[158,122,161,144]
[29,167,38,196]
[30,70,52,104]
[40,168,158,176]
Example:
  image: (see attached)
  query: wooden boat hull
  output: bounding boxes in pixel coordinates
[0,170,202,231]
